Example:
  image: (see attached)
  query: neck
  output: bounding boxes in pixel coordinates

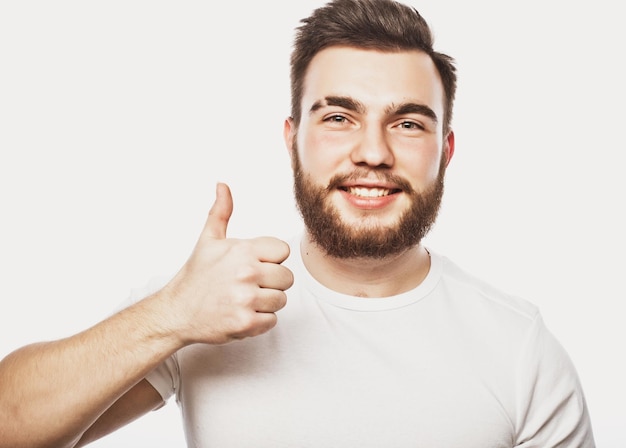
[300,233,431,298]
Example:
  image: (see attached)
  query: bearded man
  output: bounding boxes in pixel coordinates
[0,0,594,447]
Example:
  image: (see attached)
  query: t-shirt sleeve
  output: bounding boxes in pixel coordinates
[145,353,179,402]
[514,314,595,447]
[117,275,180,403]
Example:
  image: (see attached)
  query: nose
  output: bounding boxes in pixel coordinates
[350,124,394,168]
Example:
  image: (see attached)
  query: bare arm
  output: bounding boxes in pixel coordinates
[74,379,164,447]
[0,183,293,448]
[0,295,181,448]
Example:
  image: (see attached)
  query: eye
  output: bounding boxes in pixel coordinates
[324,114,348,124]
[396,120,424,130]
[322,114,354,129]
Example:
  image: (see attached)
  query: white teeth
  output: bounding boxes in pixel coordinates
[348,187,391,198]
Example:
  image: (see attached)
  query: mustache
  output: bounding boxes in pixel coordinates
[326,168,415,194]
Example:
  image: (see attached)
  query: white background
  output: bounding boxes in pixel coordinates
[1,1,624,446]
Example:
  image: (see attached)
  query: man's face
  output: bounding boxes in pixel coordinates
[285,47,454,259]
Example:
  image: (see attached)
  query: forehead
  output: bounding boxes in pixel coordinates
[301,46,445,118]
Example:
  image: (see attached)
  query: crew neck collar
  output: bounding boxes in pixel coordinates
[290,234,442,312]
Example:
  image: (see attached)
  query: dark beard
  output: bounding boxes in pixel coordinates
[292,145,446,259]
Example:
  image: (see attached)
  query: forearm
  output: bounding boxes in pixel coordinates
[0,292,182,448]
[0,183,293,447]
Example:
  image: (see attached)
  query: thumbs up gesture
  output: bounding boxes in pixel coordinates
[159,183,294,346]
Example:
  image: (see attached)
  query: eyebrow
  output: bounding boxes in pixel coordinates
[309,96,366,115]
[387,102,438,124]
[309,96,438,124]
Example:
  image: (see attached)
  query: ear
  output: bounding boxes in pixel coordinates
[443,130,455,167]
[283,117,296,159]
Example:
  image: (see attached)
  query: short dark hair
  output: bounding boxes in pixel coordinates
[290,0,457,134]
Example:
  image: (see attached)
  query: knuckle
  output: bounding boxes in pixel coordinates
[233,262,261,284]
[231,286,257,306]
[235,310,259,333]
[251,315,278,337]
[228,239,254,259]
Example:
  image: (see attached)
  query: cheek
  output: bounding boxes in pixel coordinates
[298,132,347,178]
[398,147,443,188]
[421,156,443,182]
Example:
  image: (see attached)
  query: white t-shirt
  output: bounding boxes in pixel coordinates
[143,239,594,447]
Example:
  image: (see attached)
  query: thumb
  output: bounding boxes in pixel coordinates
[204,182,233,239]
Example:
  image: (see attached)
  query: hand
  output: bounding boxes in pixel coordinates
[159,183,294,346]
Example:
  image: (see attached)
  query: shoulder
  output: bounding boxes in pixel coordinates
[433,252,540,323]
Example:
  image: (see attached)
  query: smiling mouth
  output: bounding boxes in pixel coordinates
[339,186,402,198]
